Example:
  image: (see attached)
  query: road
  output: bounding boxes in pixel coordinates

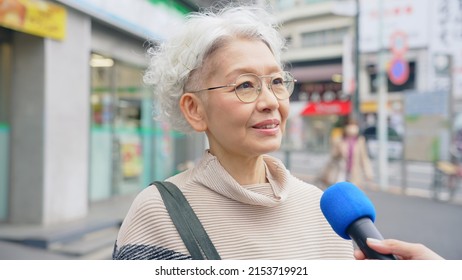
[272,150,462,260]
[366,189,462,260]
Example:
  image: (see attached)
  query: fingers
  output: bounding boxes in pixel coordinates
[353,249,366,260]
[366,238,444,260]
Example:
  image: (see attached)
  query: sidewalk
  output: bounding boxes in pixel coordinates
[0,193,136,260]
[0,240,73,260]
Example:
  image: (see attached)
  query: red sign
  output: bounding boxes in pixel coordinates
[389,31,408,56]
[301,101,351,116]
[388,57,410,85]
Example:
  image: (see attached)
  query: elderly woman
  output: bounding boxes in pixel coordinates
[112,5,353,260]
[112,5,442,260]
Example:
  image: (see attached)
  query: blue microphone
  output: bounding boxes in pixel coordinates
[320,181,396,260]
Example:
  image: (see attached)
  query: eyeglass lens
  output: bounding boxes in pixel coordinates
[234,72,294,103]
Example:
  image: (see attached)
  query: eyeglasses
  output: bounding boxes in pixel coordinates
[190,71,297,103]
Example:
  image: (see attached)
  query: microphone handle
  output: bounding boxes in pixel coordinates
[347,217,397,260]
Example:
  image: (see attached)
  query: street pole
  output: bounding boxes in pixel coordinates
[353,0,360,122]
[448,55,454,161]
[377,0,389,190]
[332,0,360,121]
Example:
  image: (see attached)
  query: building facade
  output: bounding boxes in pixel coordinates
[276,0,461,160]
[274,0,356,153]
[0,0,205,225]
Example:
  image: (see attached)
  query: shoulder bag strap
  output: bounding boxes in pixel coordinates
[152,181,221,260]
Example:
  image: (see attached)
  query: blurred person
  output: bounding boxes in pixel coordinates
[112,4,442,261]
[319,119,374,189]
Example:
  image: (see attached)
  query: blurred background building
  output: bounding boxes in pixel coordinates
[276,0,462,165]
[0,0,209,226]
[0,0,461,259]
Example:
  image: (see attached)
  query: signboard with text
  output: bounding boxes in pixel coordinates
[56,0,186,41]
[0,0,67,40]
[359,0,429,52]
[301,101,351,116]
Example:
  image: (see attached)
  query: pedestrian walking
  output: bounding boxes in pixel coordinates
[319,119,374,189]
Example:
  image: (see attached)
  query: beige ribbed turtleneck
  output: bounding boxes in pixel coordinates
[114,151,353,260]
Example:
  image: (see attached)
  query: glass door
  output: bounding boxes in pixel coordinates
[0,27,12,221]
[89,54,151,201]
[111,62,145,195]
[89,53,115,201]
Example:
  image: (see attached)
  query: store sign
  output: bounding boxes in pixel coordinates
[0,0,66,40]
[301,101,351,116]
[360,0,429,52]
[57,0,186,41]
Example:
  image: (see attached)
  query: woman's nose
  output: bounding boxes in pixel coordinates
[256,83,279,110]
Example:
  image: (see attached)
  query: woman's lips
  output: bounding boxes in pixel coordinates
[252,119,280,129]
[252,119,280,135]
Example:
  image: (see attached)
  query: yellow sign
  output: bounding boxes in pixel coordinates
[360,101,393,113]
[0,0,66,40]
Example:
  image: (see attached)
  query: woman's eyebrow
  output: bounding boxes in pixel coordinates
[224,67,282,79]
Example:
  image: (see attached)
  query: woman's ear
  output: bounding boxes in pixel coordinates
[180,93,208,132]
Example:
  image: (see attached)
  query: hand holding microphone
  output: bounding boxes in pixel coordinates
[320,181,396,260]
[320,182,443,260]
[355,238,444,260]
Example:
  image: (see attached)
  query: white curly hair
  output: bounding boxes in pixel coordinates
[143,4,287,133]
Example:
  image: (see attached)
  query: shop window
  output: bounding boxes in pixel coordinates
[0,27,12,221]
[89,54,146,200]
[301,27,348,48]
[291,80,346,102]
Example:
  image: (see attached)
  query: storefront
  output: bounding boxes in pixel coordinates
[0,0,67,223]
[293,76,351,153]
[300,100,351,153]
[0,0,200,225]
[0,27,12,222]
[88,53,180,201]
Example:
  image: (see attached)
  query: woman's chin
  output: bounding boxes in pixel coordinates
[257,141,282,154]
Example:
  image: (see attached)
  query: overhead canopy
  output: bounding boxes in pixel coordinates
[301,100,351,116]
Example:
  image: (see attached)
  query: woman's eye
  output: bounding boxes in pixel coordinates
[236,81,255,90]
[272,77,284,85]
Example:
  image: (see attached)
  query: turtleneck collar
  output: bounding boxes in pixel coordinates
[189,151,290,207]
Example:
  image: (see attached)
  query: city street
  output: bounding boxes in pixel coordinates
[272,150,462,259]
[1,150,460,260]
[272,150,462,201]
[366,188,462,260]
[2,0,462,264]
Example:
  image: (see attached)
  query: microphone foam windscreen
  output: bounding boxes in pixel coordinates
[320,181,376,239]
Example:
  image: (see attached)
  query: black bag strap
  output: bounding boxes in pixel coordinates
[152,181,221,260]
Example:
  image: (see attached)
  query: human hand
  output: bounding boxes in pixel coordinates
[354,238,444,260]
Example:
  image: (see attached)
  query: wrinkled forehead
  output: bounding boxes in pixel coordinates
[184,36,279,92]
[201,37,278,75]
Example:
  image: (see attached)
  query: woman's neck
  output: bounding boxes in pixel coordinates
[208,150,267,185]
